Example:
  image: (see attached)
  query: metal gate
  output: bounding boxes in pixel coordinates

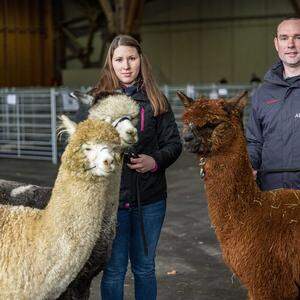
[0,88,79,163]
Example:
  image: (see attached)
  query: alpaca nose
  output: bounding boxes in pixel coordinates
[103,156,114,170]
[183,132,194,142]
[127,128,137,136]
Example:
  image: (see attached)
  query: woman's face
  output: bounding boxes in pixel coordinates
[112,45,141,86]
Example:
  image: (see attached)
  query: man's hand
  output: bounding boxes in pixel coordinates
[127,154,156,173]
[252,169,257,180]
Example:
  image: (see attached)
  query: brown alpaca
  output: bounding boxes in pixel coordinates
[178,91,300,300]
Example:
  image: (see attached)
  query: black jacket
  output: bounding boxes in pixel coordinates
[246,61,300,190]
[120,86,182,206]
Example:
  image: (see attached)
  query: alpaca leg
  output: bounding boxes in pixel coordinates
[247,291,254,300]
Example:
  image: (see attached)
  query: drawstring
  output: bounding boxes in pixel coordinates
[140,107,145,132]
[136,174,148,256]
[257,168,300,174]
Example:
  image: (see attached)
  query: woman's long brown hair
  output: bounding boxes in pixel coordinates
[92,35,168,116]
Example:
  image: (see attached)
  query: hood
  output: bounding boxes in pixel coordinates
[264,60,300,87]
[264,60,288,86]
[121,83,149,102]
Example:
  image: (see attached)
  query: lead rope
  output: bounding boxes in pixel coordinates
[136,174,148,256]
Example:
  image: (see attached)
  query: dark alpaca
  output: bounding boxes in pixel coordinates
[178,91,300,300]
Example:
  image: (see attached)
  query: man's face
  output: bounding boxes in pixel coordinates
[274,20,300,68]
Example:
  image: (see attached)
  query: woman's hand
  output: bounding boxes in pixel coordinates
[127,154,156,173]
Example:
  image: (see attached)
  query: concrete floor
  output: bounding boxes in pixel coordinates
[0,152,247,300]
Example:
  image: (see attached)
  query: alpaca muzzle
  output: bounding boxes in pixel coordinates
[182,130,204,154]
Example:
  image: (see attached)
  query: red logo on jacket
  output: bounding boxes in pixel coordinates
[264,99,279,104]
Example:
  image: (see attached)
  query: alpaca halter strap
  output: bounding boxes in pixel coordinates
[199,157,206,179]
[189,122,201,138]
[112,116,131,128]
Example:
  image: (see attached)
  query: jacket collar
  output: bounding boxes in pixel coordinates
[119,83,149,102]
[264,60,300,87]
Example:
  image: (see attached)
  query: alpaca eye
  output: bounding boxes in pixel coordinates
[202,123,217,130]
[85,148,91,151]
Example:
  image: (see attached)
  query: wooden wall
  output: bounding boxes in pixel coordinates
[0,0,55,87]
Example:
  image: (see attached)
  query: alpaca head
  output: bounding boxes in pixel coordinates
[178,91,247,156]
[59,115,122,178]
[70,91,139,148]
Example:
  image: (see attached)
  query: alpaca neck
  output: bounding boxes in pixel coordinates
[42,166,114,239]
[30,161,120,299]
[203,126,261,229]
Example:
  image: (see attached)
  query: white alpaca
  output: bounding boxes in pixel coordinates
[70,90,139,147]
[0,116,122,300]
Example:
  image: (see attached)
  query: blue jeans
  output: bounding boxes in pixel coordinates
[101,199,166,300]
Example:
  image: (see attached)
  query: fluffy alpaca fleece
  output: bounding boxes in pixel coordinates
[0,91,140,300]
[71,90,139,149]
[179,91,300,300]
[88,93,139,126]
[0,118,122,300]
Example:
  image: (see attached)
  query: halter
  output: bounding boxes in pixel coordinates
[198,157,206,179]
[189,122,201,138]
[188,123,206,179]
[112,116,131,128]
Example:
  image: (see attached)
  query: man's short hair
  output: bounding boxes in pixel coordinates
[275,17,300,37]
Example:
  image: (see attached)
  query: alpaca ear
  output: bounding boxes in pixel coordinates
[224,91,248,114]
[69,90,95,106]
[59,115,77,137]
[96,115,112,123]
[177,91,194,108]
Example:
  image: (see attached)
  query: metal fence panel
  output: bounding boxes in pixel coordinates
[165,84,253,129]
[0,85,255,164]
[0,88,78,163]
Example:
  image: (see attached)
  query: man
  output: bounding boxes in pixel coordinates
[246,18,300,190]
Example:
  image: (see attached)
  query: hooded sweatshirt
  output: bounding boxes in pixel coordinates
[246,60,300,190]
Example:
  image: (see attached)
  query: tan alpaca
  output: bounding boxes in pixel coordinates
[0,91,140,300]
[0,116,122,300]
[179,91,300,300]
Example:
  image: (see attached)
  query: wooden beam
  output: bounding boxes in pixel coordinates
[115,0,126,33]
[131,0,145,34]
[124,0,144,34]
[98,0,116,34]
[62,27,84,52]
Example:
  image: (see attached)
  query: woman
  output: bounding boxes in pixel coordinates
[93,35,182,300]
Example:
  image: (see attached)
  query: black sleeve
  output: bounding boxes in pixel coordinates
[151,106,182,170]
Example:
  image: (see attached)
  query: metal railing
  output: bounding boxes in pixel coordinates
[0,84,254,163]
[0,88,79,163]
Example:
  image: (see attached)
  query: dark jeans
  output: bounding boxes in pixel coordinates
[101,199,166,300]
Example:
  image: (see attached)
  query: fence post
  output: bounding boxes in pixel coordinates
[186,84,195,98]
[50,88,57,164]
[163,85,169,99]
[16,94,21,157]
